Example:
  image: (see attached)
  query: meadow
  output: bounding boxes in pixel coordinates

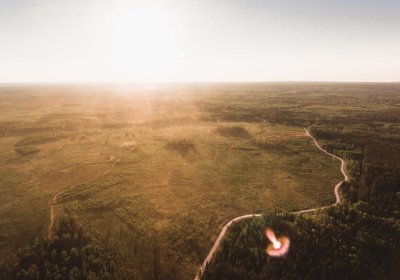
[0,84,400,279]
[0,84,347,279]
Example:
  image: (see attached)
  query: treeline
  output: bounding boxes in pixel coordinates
[0,215,116,279]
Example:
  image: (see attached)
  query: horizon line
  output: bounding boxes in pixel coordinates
[0,80,399,86]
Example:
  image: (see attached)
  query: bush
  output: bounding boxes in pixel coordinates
[166,138,195,154]
[215,126,251,138]
[15,146,40,156]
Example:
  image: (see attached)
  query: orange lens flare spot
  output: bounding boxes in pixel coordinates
[265,228,290,257]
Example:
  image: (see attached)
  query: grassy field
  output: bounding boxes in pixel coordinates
[0,84,349,279]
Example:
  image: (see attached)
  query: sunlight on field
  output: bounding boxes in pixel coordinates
[0,85,345,278]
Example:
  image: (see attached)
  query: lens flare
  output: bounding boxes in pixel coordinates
[265,228,290,257]
[272,240,281,250]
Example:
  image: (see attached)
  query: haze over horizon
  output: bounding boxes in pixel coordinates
[1,0,399,83]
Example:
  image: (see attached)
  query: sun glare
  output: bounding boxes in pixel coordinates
[105,3,182,82]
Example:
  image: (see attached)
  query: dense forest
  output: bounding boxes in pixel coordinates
[0,215,117,279]
[202,203,400,280]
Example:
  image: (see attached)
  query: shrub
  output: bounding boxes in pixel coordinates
[215,126,250,138]
[15,146,40,156]
[166,138,195,154]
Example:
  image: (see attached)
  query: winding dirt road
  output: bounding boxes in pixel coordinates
[194,127,349,279]
[304,128,348,205]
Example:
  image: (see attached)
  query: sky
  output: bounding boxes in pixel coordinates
[0,0,399,83]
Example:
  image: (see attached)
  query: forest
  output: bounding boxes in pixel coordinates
[0,215,116,279]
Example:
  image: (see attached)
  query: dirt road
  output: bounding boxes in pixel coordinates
[195,127,349,279]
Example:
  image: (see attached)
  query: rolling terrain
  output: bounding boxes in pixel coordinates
[1,83,399,279]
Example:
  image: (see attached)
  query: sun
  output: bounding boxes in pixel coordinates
[105,3,182,82]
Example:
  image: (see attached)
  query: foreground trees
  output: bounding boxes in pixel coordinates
[203,201,400,280]
[2,215,115,280]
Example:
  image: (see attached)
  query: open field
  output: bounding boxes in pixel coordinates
[0,84,347,279]
[1,83,400,279]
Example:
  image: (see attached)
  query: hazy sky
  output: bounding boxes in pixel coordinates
[1,0,399,82]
